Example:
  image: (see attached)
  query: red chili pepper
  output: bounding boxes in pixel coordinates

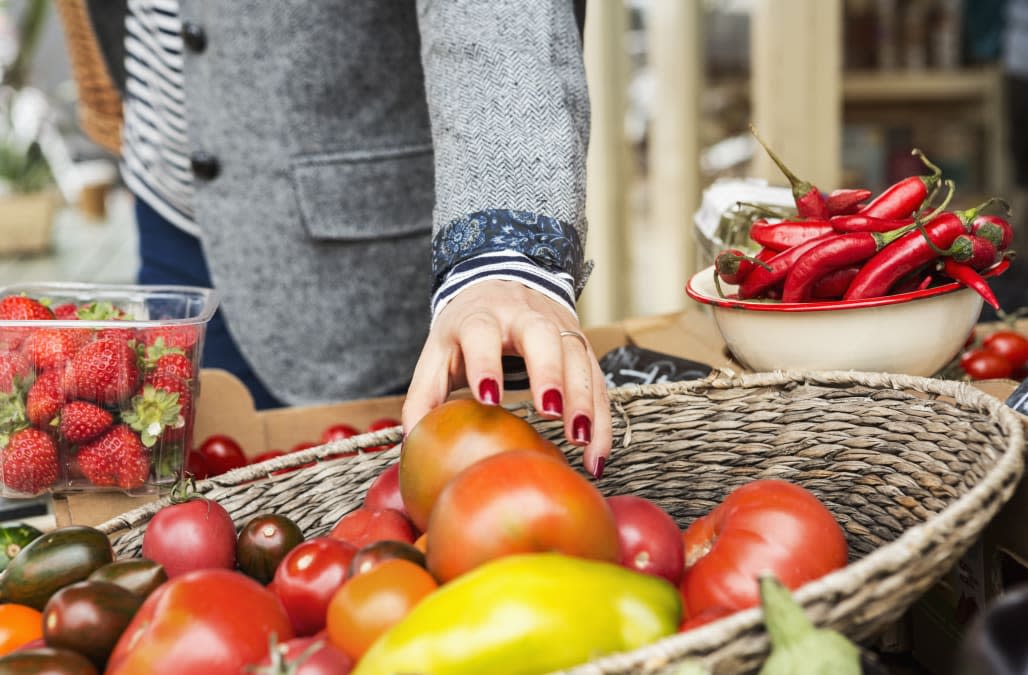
[749,220,835,250]
[842,196,998,301]
[781,224,918,302]
[825,189,872,216]
[829,214,913,233]
[971,213,1014,251]
[942,259,1000,310]
[890,264,933,295]
[858,149,942,220]
[738,235,833,299]
[749,125,829,220]
[811,266,860,300]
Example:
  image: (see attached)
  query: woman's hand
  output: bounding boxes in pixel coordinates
[402,279,611,478]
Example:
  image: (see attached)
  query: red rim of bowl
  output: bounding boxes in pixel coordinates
[685,258,1010,312]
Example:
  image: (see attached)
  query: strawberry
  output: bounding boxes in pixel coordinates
[0,352,31,394]
[26,369,64,427]
[69,337,140,405]
[141,325,199,352]
[58,401,113,444]
[23,328,90,371]
[76,425,150,489]
[123,376,190,446]
[52,303,80,320]
[1,428,58,494]
[0,296,55,321]
[147,352,194,383]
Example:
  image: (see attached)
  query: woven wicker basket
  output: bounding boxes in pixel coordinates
[97,371,1025,674]
[54,0,123,155]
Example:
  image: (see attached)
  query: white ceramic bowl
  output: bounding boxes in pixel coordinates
[685,261,1008,376]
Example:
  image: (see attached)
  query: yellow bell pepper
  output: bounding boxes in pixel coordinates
[352,552,682,675]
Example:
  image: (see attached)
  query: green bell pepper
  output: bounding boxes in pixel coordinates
[352,552,682,675]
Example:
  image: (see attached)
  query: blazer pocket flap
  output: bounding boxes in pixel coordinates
[291,146,434,240]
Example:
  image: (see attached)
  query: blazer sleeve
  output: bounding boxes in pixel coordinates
[417,0,591,298]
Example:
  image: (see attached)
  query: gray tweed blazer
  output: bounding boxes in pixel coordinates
[88,0,590,405]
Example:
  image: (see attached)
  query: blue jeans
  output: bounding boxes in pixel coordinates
[134,199,284,409]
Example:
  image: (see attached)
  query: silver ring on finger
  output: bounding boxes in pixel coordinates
[559,330,589,350]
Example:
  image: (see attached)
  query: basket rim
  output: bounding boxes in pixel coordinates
[94,370,1026,672]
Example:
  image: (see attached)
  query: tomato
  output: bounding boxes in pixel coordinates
[960,349,1014,380]
[426,450,620,583]
[106,569,293,675]
[0,603,42,656]
[250,450,286,465]
[41,580,143,669]
[365,417,402,453]
[237,514,305,585]
[0,647,98,673]
[329,507,415,548]
[348,540,426,578]
[321,424,360,444]
[983,330,1028,370]
[362,463,410,521]
[141,498,237,578]
[198,434,248,476]
[607,494,684,585]
[399,399,566,531]
[248,635,354,675]
[678,605,735,632]
[679,479,848,619]
[273,537,357,636]
[326,559,437,660]
[185,450,209,480]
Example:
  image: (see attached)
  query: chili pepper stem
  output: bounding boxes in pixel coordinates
[713,267,727,299]
[912,148,943,178]
[922,178,957,221]
[748,125,815,196]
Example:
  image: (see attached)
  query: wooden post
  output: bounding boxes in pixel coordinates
[646,0,703,311]
[750,0,842,191]
[579,0,629,326]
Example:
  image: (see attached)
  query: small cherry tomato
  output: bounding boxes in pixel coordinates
[363,463,408,519]
[237,514,305,585]
[961,349,1014,380]
[184,450,209,480]
[321,424,360,444]
[326,558,437,660]
[982,330,1028,370]
[348,541,426,578]
[273,537,358,637]
[607,494,684,585]
[0,603,42,656]
[198,435,247,476]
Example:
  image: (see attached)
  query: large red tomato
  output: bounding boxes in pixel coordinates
[329,507,415,548]
[141,498,236,578]
[607,494,684,585]
[106,569,293,675]
[399,399,566,531]
[248,635,353,675]
[679,479,848,619]
[272,537,357,637]
[425,450,620,583]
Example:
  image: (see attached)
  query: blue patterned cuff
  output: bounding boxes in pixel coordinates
[432,209,586,295]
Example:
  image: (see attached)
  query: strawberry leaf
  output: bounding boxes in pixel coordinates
[122,384,182,448]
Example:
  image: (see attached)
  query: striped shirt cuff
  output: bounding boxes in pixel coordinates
[430,252,579,389]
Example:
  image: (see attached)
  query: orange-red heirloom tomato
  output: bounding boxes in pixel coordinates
[399,398,566,532]
[425,450,620,583]
[679,479,848,619]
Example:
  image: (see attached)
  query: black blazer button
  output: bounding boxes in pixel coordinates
[181,21,207,53]
[190,151,220,180]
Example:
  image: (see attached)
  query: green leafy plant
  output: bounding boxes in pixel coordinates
[0,136,51,193]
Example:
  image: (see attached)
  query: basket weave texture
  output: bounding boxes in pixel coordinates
[97,371,1025,674]
[54,0,123,155]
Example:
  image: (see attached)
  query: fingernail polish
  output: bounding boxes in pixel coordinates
[542,389,563,416]
[592,456,605,480]
[572,414,591,444]
[479,378,500,405]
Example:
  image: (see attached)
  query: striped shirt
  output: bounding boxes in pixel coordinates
[120,0,579,325]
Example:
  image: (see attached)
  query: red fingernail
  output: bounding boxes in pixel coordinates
[542,389,563,416]
[479,378,499,405]
[592,456,605,480]
[572,414,591,444]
